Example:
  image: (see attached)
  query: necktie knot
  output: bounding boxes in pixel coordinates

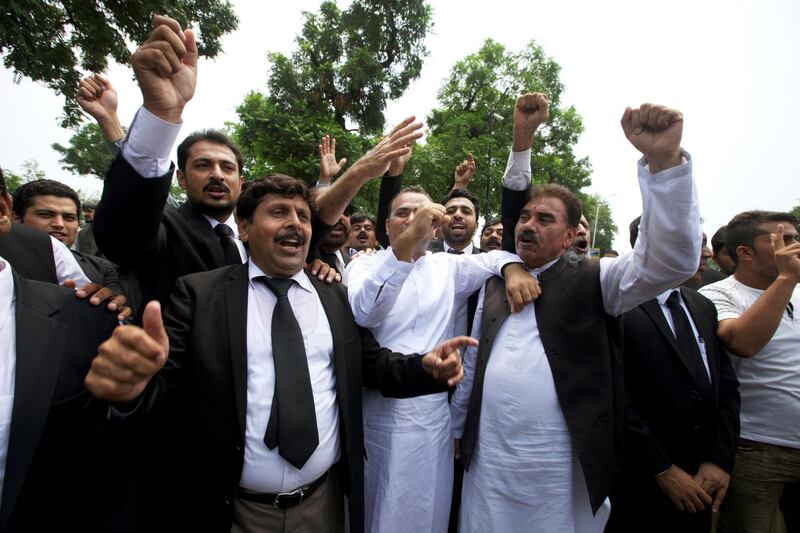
[666,290,682,309]
[260,276,294,298]
[214,223,234,238]
[447,248,464,255]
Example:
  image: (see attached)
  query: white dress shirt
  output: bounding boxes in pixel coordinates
[204,214,247,263]
[655,288,711,379]
[51,236,91,286]
[442,241,474,255]
[238,261,339,493]
[451,146,700,531]
[0,257,17,506]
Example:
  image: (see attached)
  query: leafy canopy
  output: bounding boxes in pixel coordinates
[1,0,238,127]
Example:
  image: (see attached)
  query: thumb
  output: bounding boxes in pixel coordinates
[183,29,198,68]
[620,107,634,138]
[338,158,347,167]
[142,300,168,350]
[771,224,786,253]
[62,278,77,289]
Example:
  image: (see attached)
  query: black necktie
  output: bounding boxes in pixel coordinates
[258,277,319,469]
[666,291,711,391]
[214,223,242,265]
[447,248,464,255]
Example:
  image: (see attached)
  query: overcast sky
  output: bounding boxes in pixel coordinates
[1,0,798,249]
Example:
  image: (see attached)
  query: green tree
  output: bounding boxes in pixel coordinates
[403,39,592,218]
[230,0,433,206]
[1,0,238,127]
[580,193,617,252]
[52,123,121,178]
[2,160,46,193]
[791,202,800,221]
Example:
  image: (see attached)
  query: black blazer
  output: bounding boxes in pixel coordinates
[141,264,447,533]
[620,288,740,479]
[0,272,122,532]
[0,224,58,283]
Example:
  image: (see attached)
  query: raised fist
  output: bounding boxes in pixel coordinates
[514,93,549,133]
[77,74,118,122]
[621,103,683,173]
[453,153,475,189]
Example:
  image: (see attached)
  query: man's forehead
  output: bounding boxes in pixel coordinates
[522,195,567,216]
[445,197,475,211]
[187,140,238,164]
[353,221,374,228]
[259,193,310,212]
[483,223,502,233]
[30,195,78,214]
[393,191,429,210]
[759,221,799,236]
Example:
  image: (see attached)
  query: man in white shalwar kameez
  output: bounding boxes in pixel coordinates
[345,187,538,533]
[451,95,702,532]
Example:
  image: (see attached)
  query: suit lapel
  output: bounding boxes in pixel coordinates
[224,264,250,438]
[179,203,225,267]
[308,278,349,396]
[0,274,67,527]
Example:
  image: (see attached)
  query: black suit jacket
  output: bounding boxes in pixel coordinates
[141,264,446,533]
[0,272,122,532]
[0,224,58,283]
[620,288,740,480]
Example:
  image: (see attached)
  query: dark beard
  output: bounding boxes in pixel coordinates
[188,197,236,219]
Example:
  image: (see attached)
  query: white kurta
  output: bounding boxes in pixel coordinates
[345,249,518,533]
[451,149,701,532]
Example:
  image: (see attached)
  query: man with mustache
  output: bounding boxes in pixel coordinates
[570,214,591,256]
[451,93,701,531]
[347,214,379,253]
[318,214,351,273]
[480,218,503,252]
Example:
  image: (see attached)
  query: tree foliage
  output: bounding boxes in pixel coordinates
[2,160,47,193]
[51,123,121,179]
[402,39,592,218]
[791,202,800,222]
[580,193,617,252]
[1,0,238,127]
[230,0,432,206]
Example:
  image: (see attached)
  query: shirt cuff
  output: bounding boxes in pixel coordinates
[121,107,182,178]
[637,149,691,180]
[502,148,532,191]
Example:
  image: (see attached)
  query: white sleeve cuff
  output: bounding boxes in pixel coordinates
[502,148,532,191]
[121,107,182,178]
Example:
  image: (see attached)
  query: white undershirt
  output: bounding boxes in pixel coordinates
[0,257,17,506]
[238,261,339,492]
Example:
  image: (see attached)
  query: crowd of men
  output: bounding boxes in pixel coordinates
[0,14,797,533]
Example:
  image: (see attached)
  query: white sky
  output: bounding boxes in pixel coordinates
[1,0,798,249]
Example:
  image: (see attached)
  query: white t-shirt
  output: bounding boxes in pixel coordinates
[700,276,800,448]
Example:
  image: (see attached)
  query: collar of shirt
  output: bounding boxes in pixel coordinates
[656,287,681,306]
[0,257,14,331]
[247,261,314,294]
[443,241,474,254]
[204,213,240,240]
[528,256,560,279]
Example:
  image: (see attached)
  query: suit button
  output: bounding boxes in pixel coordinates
[235,445,242,453]
[692,425,701,433]
[689,390,700,400]
[224,499,231,507]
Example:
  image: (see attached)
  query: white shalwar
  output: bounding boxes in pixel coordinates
[451,149,701,532]
[345,248,519,533]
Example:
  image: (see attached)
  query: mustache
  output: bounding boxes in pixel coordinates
[486,236,501,246]
[274,229,306,244]
[203,179,230,193]
[517,230,539,244]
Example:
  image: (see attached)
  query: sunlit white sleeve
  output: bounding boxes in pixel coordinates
[501,148,532,191]
[345,250,414,329]
[451,285,485,439]
[600,151,701,316]
[119,106,182,178]
[51,237,91,286]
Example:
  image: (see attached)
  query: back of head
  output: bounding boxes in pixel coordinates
[725,210,798,266]
[628,215,642,248]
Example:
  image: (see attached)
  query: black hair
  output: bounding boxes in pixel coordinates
[525,184,582,228]
[12,179,80,219]
[725,211,798,265]
[236,174,317,223]
[440,188,480,222]
[177,130,244,174]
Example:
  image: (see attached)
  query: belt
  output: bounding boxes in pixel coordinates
[237,471,328,509]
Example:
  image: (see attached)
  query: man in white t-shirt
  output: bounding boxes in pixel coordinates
[699,210,800,532]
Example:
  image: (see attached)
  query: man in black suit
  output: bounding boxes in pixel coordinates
[606,223,740,533]
[86,173,473,533]
[0,171,127,532]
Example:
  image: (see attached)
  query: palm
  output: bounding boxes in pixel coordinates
[320,153,342,178]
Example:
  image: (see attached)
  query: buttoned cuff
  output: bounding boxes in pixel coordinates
[502,148,532,191]
[121,107,183,178]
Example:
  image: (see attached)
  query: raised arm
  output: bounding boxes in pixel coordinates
[452,153,475,191]
[315,117,422,225]
[77,73,124,149]
[501,93,549,252]
[600,103,700,316]
[316,135,347,188]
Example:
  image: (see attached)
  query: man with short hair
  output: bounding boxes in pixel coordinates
[347,213,378,253]
[11,179,125,297]
[429,188,481,254]
[571,214,591,255]
[479,218,503,252]
[452,94,701,530]
[318,215,351,273]
[699,210,800,532]
[85,173,474,533]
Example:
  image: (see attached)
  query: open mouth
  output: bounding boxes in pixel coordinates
[449,222,466,234]
[204,183,229,199]
[356,233,368,242]
[49,231,67,241]
[275,230,306,253]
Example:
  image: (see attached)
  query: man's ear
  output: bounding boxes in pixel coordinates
[0,191,12,235]
[236,217,249,245]
[735,245,754,264]
[176,170,188,191]
[563,227,578,249]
